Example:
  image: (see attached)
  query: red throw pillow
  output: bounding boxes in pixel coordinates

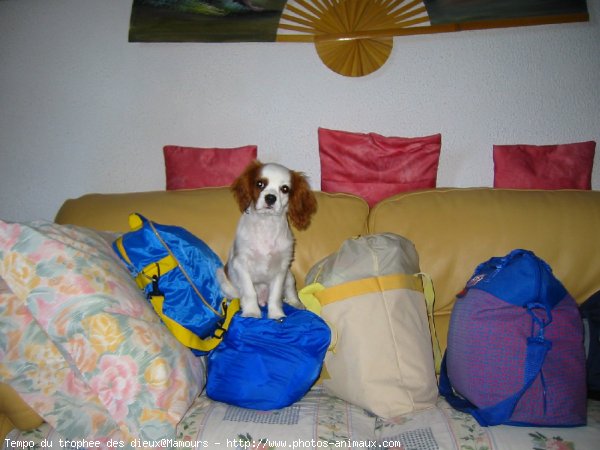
[493,141,596,190]
[164,145,257,190]
[319,128,441,207]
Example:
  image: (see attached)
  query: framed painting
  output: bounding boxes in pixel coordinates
[129,0,589,76]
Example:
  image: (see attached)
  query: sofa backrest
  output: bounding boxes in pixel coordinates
[56,187,600,353]
[54,187,369,287]
[369,188,600,352]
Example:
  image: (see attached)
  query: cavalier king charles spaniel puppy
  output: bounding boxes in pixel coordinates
[218,160,317,319]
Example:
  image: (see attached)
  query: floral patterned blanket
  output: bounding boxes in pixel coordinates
[5,387,600,450]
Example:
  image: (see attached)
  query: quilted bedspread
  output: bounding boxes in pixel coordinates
[4,386,600,450]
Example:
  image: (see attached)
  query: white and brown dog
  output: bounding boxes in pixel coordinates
[218,161,317,319]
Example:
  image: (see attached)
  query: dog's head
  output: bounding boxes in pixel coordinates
[231,160,317,230]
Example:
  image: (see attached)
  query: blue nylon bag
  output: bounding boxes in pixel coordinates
[206,304,331,410]
[439,249,586,427]
[113,213,231,355]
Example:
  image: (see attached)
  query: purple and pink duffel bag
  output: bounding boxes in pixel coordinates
[439,249,587,427]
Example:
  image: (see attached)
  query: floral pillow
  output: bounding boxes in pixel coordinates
[319,128,442,207]
[0,278,128,441]
[164,145,257,190]
[0,220,206,442]
[493,141,596,189]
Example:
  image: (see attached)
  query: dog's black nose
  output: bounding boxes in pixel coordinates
[265,194,277,206]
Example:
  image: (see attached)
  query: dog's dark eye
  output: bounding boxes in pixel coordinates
[280,185,290,194]
[256,180,265,190]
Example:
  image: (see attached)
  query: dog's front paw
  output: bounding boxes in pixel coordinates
[267,307,286,321]
[240,299,262,319]
[241,308,262,319]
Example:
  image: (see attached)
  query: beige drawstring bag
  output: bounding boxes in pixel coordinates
[302,233,440,419]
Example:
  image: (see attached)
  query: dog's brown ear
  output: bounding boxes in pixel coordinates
[231,160,263,212]
[288,171,317,230]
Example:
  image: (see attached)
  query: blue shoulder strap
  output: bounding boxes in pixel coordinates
[439,335,552,426]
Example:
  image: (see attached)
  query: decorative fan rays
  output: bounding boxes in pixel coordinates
[277,0,431,77]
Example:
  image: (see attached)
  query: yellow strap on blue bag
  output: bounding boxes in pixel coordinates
[135,255,178,290]
[149,295,240,352]
[113,213,235,352]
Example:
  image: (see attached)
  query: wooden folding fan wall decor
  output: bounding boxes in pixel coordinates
[129,0,589,77]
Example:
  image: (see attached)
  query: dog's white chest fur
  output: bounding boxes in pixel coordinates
[232,213,294,283]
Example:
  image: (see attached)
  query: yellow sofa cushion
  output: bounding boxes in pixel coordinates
[369,188,600,352]
[55,188,369,288]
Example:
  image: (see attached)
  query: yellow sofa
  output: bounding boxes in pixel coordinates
[2,187,600,443]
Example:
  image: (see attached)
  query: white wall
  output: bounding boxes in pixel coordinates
[1,0,599,222]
